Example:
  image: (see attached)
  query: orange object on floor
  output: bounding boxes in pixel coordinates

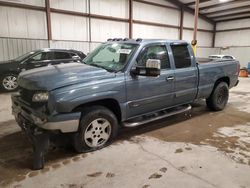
[239,69,249,77]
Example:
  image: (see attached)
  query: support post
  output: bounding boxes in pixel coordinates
[192,0,200,56]
[45,0,52,42]
[179,7,184,40]
[212,23,216,48]
[129,0,133,38]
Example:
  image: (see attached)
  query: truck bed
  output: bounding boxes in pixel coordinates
[196,59,239,99]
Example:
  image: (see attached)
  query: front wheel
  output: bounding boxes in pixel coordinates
[73,106,118,153]
[206,82,229,111]
[0,73,18,92]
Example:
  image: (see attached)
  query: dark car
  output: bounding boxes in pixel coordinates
[0,49,86,91]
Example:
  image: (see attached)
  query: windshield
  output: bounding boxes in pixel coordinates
[83,43,138,72]
[15,51,35,62]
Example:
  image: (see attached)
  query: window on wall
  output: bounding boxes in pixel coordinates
[171,45,191,69]
[136,45,170,69]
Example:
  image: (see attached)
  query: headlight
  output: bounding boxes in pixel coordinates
[32,92,49,102]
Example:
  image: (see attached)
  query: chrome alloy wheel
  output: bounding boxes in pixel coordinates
[2,75,18,90]
[84,118,112,148]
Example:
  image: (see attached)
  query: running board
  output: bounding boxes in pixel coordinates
[122,104,191,127]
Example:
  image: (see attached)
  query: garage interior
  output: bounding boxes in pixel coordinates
[0,0,250,187]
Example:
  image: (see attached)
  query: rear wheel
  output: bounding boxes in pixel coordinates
[206,82,229,111]
[0,73,18,92]
[73,106,118,153]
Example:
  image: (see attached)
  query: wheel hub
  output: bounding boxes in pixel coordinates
[84,118,111,148]
[3,76,18,90]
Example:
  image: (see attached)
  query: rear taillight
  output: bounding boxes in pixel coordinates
[236,62,240,75]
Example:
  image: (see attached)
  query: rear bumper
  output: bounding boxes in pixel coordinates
[12,94,81,133]
[235,80,239,87]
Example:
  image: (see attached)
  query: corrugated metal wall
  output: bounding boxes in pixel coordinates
[0,0,215,61]
[215,18,250,67]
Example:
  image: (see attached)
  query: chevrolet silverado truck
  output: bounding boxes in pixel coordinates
[12,39,240,169]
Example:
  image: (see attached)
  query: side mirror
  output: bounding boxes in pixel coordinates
[131,59,161,77]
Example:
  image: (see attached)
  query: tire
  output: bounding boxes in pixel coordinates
[0,73,18,92]
[206,82,229,111]
[73,106,119,153]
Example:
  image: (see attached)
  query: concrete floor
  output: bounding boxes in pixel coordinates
[0,78,250,188]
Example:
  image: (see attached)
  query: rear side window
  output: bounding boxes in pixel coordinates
[171,45,191,69]
[54,52,71,59]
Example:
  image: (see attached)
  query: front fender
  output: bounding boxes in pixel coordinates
[56,90,123,112]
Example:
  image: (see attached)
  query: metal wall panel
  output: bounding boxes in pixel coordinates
[217,18,250,30]
[133,24,179,39]
[90,42,102,52]
[196,47,220,58]
[143,0,178,8]
[50,0,88,13]
[49,40,90,54]
[0,6,47,39]
[91,19,129,42]
[183,29,213,47]
[215,30,250,47]
[0,38,48,61]
[133,2,180,26]
[219,47,250,67]
[183,11,213,31]
[90,0,128,18]
[4,0,45,7]
[51,13,89,41]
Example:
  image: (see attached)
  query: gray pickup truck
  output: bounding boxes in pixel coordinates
[12,39,239,169]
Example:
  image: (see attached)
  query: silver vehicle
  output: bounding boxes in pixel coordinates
[209,55,236,60]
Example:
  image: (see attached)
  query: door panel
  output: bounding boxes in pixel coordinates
[125,44,175,118]
[174,67,198,104]
[170,44,198,105]
[126,70,175,118]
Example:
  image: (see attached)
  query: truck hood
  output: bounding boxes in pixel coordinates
[18,63,116,90]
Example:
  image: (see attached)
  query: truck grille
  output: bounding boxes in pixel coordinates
[19,87,35,103]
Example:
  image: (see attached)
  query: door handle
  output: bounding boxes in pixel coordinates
[166,76,174,81]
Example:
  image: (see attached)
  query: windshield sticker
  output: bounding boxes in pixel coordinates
[111,43,119,48]
[117,49,132,54]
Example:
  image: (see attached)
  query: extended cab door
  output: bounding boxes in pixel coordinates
[169,44,198,105]
[125,44,175,118]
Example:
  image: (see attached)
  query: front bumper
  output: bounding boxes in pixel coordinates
[12,94,81,133]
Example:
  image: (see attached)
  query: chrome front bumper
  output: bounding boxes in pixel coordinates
[12,94,81,133]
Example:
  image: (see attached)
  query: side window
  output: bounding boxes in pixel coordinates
[30,52,47,61]
[54,52,71,59]
[223,56,233,60]
[171,45,191,69]
[46,52,54,60]
[136,45,170,69]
